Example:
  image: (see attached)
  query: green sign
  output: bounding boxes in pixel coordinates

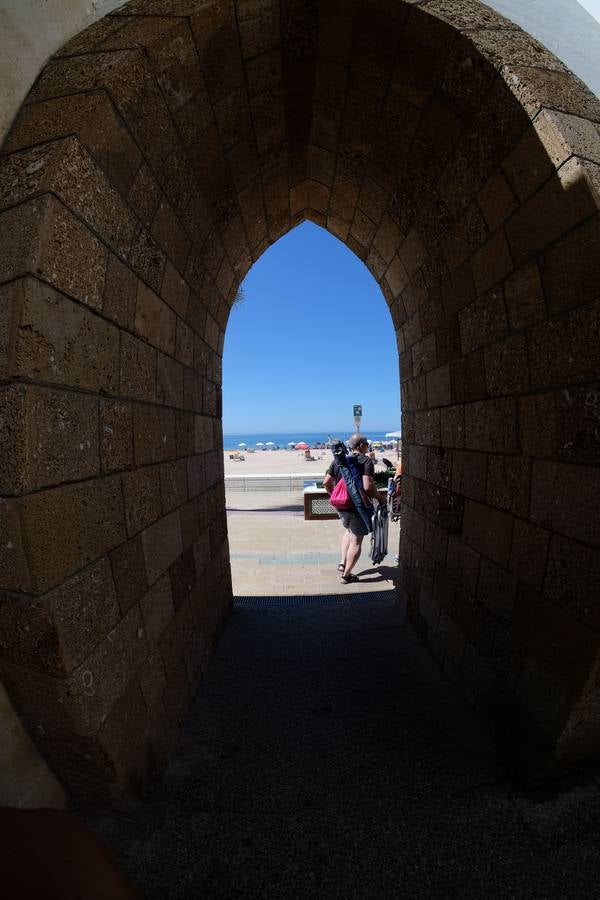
[353,405,362,417]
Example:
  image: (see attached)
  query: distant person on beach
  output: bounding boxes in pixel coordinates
[323,434,380,584]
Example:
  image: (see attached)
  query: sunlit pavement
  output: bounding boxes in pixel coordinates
[226,488,402,596]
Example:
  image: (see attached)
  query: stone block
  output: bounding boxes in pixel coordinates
[477,557,517,621]
[100,400,133,474]
[470,229,513,296]
[134,281,176,356]
[128,164,161,229]
[435,317,461,369]
[102,254,137,331]
[0,558,120,676]
[19,476,126,593]
[97,677,149,779]
[122,466,162,538]
[0,195,107,311]
[442,203,489,273]
[464,397,517,453]
[129,226,167,295]
[484,332,529,398]
[459,286,507,355]
[534,107,600,169]
[160,461,188,515]
[0,137,136,258]
[406,445,427,481]
[528,301,600,391]
[162,259,190,320]
[138,647,167,713]
[516,654,567,737]
[413,409,441,446]
[157,353,184,407]
[159,600,193,680]
[451,449,487,502]
[502,125,556,202]
[120,331,156,402]
[490,625,525,688]
[133,405,177,466]
[169,547,196,611]
[508,519,551,591]
[0,384,99,495]
[557,383,600,467]
[1,605,147,738]
[441,404,465,448]
[504,64,600,123]
[461,641,495,702]
[446,535,481,595]
[441,262,476,318]
[0,500,30,592]
[110,535,148,614]
[540,214,600,317]
[544,535,600,628]
[2,277,119,395]
[142,510,183,584]
[449,349,486,404]
[504,261,546,331]
[175,319,194,369]
[462,499,513,568]
[427,446,451,489]
[3,90,142,196]
[426,365,451,408]
[530,460,600,548]
[518,393,558,460]
[477,170,518,232]
[486,454,530,518]
[412,333,436,377]
[505,157,600,266]
[140,574,175,645]
[468,602,497,659]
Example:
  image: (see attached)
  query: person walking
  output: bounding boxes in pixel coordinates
[323,434,381,584]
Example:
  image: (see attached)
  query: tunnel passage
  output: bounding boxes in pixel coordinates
[1,0,600,800]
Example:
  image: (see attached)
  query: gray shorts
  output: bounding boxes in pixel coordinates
[338,509,368,536]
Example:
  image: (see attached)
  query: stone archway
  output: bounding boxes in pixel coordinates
[1,0,599,800]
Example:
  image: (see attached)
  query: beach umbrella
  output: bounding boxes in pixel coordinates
[295,442,309,450]
[256,441,265,446]
[265,441,275,446]
[238,442,247,447]
[287,441,296,446]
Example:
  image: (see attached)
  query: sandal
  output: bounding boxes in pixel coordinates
[337,563,345,573]
[340,573,359,584]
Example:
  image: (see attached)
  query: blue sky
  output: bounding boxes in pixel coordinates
[222,222,400,434]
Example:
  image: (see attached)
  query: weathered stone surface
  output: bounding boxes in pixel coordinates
[1,277,119,395]
[122,466,162,538]
[486,454,530,518]
[464,398,517,453]
[142,510,183,584]
[0,559,120,676]
[539,214,600,316]
[157,353,184,407]
[140,574,175,644]
[462,499,513,568]
[451,450,487,502]
[133,405,177,466]
[110,535,149,614]
[544,535,600,629]
[103,254,138,331]
[530,460,600,548]
[19,476,126,593]
[528,301,600,391]
[120,331,157,402]
[509,519,550,590]
[0,500,30,592]
[477,557,517,621]
[504,261,546,331]
[100,400,133,474]
[459,287,507,355]
[0,195,107,310]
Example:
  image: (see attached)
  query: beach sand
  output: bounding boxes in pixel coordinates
[223,447,400,477]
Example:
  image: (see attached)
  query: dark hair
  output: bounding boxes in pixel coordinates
[348,433,368,449]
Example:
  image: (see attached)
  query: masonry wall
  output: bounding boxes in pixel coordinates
[1,0,600,799]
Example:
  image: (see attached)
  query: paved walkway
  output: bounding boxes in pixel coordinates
[226,488,401,596]
[87,494,600,898]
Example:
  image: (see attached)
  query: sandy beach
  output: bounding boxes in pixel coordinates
[224,447,333,477]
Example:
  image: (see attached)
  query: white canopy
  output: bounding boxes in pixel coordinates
[385,430,402,438]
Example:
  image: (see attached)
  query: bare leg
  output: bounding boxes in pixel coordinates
[343,533,363,578]
[340,528,351,568]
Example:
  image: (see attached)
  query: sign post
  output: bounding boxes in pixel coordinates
[353,404,362,433]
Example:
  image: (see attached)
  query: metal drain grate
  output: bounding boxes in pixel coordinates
[233,590,397,608]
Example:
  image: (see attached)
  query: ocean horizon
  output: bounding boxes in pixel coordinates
[222,430,400,450]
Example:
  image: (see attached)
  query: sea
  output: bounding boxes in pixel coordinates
[223,431,399,450]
